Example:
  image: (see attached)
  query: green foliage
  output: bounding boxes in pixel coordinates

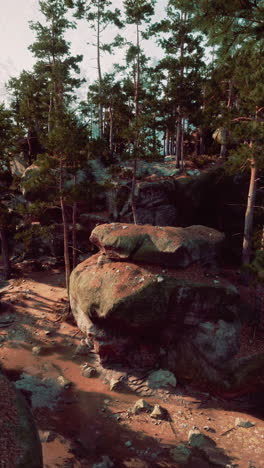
[15,224,52,257]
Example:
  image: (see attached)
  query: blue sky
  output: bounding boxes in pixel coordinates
[0,0,167,103]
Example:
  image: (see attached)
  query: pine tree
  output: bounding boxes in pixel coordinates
[153,0,205,167]
[123,0,156,223]
[190,1,264,266]
[74,0,123,139]
[26,0,84,294]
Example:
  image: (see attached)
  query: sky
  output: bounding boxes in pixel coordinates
[0,0,167,103]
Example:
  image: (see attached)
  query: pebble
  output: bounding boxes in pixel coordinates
[132,399,153,415]
[109,377,122,391]
[57,376,71,389]
[235,418,255,428]
[32,346,42,356]
[81,365,97,378]
[150,404,167,420]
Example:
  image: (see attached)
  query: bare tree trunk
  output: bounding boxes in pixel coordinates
[131,21,140,225]
[109,104,113,155]
[242,155,258,265]
[97,2,103,139]
[180,117,185,171]
[165,128,170,155]
[72,174,77,269]
[60,156,71,295]
[175,111,182,168]
[0,226,10,280]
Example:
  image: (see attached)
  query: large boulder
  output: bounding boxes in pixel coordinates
[70,223,263,392]
[70,255,238,336]
[70,251,240,375]
[0,368,43,468]
[90,223,225,268]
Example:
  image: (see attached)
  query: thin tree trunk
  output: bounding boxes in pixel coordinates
[0,226,10,280]
[72,174,77,269]
[60,156,71,295]
[180,117,185,170]
[97,2,103,139]
[242,154,258,265]
[165,128,170,155]
[131,21,140,225]
[175,111,182,168]
[109,104,113,155]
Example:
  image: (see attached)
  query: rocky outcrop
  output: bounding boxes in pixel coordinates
[68,223,264,392]
[90,223,225,268]
[0,367,43,468]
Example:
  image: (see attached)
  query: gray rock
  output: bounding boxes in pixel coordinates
[235,418,255,428]
[170,445,192,464]
[109,377,122,391]
[191,319,241,366]
[147,369,176,389]
[188,429,207,448]
[150,404,167,420]
[81,365,97,378]
[32,346,42,356]
[90,223,225,268]
[132,399,153,415]
[57,376,71,389]
[74,339,91,356]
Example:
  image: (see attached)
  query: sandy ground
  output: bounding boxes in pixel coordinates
[0,267,264,468]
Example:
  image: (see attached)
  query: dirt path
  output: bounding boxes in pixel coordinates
[0,269,264,467]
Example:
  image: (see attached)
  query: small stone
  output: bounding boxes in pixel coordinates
[157,276,164,283]
[38,430,56,443]
[125,441,132,448]
[57,375,71,389]
[138,277,145,283]
[122,226,128,229]
[74,340,90,356]
[203,426,214,432]
[81,366,97,378]
[188,429,207,448]
[45,330,51,335]
[150,404,167,420]
[235,418,255,428]
[109,377,122,391]
[132,399,153,415]
[170,445,192,464]
[32,346,42,356]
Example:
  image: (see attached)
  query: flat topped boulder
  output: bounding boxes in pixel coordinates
[90,223,225,268]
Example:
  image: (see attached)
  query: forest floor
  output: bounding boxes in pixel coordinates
[0,265,264,468]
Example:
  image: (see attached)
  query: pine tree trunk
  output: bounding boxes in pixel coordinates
[175,112,182,168]
[97,2,103,139]
[72,174,77,270]
[0,226,10,280]
[165,128,170,155]
[59,156,71,295]
[131,22,140,225]
[109,105,113,155]
[242,156,258,265]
